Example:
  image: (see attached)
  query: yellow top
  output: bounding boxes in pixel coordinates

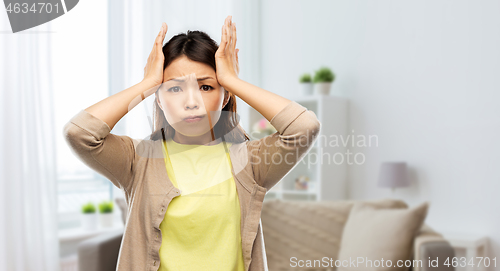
[158,138,245,271]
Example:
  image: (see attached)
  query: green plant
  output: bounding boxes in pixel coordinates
[313,67,335,83]
[299,73,312,83]
[81,202,96,214]
[98,200,114,213]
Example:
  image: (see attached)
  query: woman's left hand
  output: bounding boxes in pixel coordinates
[215,15,240,88]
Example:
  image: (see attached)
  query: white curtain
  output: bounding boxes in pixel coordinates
[0,10,60,271]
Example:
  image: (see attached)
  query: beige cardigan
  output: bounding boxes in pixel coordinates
[63,101,321,271]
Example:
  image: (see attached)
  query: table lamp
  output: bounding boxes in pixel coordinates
[377,162,409,192]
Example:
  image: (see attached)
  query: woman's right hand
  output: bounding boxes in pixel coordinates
[143,22,168,87]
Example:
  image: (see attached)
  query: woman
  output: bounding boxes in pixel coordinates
[63,15,321,271]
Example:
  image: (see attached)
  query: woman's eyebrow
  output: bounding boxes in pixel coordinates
[167,76,215,82]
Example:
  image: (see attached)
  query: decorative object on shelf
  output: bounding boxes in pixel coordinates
[307,181,316,192]
[98,200,114,228]
[252,117,277,139]
[313,66,335,95]
[377,161,410,192]
[299,73,313,96]
[294,175,310,190]
[81,202,97,231]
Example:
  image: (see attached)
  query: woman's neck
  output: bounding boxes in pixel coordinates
[172,131,222,146]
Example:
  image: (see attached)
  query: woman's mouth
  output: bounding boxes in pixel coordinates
[183,115,205,123]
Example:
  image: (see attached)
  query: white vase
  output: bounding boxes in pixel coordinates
[308,181,316,192]
[314,82,332,95]
[299,83,313,96]
[99,212,114,228]
[81,213,97,231]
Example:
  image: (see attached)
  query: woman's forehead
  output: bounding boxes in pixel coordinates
[163,73,217,83]
[163,57,215,80]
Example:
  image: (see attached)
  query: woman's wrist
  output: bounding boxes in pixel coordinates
[139,79,162,98]
[140,78,161,89]
[221,76,242,94]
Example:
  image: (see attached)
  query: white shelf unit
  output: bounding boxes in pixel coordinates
[248,95,349,202]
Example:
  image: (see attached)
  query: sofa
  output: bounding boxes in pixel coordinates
[78,198,454,271]
[260,198,454,271]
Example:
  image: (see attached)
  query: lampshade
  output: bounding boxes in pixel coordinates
[377,162,409,189]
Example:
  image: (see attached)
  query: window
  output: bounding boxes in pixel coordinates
[51,0,112,230]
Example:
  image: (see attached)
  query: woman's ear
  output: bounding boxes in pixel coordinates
[156,93,163,110]
[222,89,230,108]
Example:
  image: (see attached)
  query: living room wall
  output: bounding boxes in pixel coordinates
[259,0,500,268]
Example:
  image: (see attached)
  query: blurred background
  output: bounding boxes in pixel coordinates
[1,0,499,270]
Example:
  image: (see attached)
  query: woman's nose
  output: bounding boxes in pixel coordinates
[184,74,203,109]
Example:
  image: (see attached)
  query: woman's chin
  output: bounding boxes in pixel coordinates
[172,125,213,138]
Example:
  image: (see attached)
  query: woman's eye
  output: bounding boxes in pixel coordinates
[201,85,214,91]
[167,86,181,92]
[166,85,213,92]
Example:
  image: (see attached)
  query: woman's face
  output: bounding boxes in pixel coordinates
[156,55,229,140]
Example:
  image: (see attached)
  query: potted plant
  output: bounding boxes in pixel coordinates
[313,66,335,95]
[81,202,97,231]
[299,73,313,96]
[98,200,114,228]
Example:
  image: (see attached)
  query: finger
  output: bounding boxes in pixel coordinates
[148,24,164,61]
[147,24,164,66]
[232,23,237,52]
[227,19,234,55]
[235,49,239,74]
[157,23,167,57]
[219,18,229,53]
[152,34,165,66]
[225,17,231,47]
[229,18,233,48]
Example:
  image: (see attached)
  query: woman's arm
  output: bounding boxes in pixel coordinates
[216,16,292,120]
[63,80,159,192]
[216,16,321,190]
[63,109,140,194]
[222,77,293,123]
[85,23,168,129]
[83,80,160,131]
[222,72,321,192]
[63,23,169,194]
[248,101,320,191]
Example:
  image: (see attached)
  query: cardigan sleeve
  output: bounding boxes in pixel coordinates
[62,110,139,194]
[247,101,321,191]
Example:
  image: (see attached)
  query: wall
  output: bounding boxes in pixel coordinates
[260,0,500,267]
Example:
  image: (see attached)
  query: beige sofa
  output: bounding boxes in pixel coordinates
[261,198,454,271]
[78,198,454,271]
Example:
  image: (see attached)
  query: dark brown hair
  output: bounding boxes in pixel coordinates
[149,30,250,144]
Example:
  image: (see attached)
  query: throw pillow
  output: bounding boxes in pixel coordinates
[337,201,429,271]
